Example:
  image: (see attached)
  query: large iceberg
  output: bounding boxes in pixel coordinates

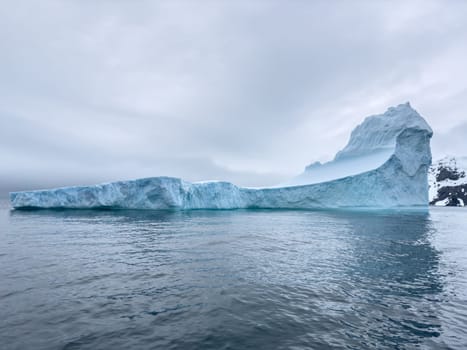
[10,102,433,210]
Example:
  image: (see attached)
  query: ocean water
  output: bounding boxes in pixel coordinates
[1,201,466,349]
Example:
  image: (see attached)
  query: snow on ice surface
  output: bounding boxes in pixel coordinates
[10,103,433,210]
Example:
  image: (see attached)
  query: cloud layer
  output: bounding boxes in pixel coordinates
[1,0,467,195]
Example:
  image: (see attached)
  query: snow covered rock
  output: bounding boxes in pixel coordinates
[429,156,467,206]
[10,102,433,210]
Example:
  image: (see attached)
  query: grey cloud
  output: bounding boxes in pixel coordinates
[432,121,467,160]
[1,0,467,196]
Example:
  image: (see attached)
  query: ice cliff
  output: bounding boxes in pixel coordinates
[10,102,433,210]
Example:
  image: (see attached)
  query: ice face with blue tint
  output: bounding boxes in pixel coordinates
[10,103,433,209]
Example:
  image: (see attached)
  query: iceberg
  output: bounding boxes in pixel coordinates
[10,102,433,210]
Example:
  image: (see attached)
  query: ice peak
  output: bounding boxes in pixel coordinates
[384,102,419,119]
[388,101,411,112]
[334,102,432,161]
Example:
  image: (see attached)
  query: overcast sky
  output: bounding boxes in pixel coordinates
[1,0,467,195]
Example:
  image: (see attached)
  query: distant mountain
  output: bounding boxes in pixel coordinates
[429,156,467,206]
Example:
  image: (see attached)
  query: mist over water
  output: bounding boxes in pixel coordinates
[1,204,466,349]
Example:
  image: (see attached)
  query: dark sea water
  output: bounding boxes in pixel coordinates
[1,201,467,350]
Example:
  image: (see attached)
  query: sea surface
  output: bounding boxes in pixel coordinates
[1,200,467,349]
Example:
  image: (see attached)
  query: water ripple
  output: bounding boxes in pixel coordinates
[1,206,467,349]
